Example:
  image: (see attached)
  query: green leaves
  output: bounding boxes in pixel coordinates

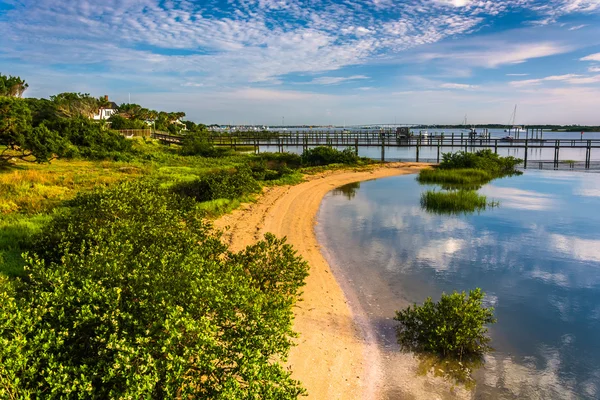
[172,166,261,203]
[394,288,496,359]
[0,182,308,398]
[300,146,359,166]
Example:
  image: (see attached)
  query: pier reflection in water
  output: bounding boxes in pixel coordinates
[317,170,600,399]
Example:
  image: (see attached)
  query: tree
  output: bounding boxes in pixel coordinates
[50,92,99,119]
[0,73,29,97]
[0,97,63,165]
[394,288,496,360]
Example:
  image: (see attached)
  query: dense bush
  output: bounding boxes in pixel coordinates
[1,182,308,398]
[248,152,301,181]
[439,149,521,174]
[300,146,359,166]
[0,97,65,165]
[172,166,261,202]
[45,116,133,160]
[394,288,496,360]
[180,132,228,157]
[107,114,149,130]
[255,152,303,169]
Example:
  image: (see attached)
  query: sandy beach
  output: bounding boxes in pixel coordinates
[213,162,427,399]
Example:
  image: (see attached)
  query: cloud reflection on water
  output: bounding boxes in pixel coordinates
[479,186,556,211]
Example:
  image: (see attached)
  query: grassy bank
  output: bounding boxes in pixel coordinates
[0,142,368,278]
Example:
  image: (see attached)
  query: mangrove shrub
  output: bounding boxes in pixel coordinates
[301,146,359,166]
[172,166,261,202]
[439,149,521,174]
[394,288,496,360]
[1,182,308,398]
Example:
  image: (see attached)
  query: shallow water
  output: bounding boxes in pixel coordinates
[317,170,600,399]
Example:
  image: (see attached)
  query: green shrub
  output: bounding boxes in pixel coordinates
[171,166,261,203]
[394,288,496,359]
[439,149,521,174]
[420,189,492,214]
[300,146,359,166]
[255,152,303,169]
[249,155,298,182]
[180,132,229,157]
[45,116,133,160]
[1,182,308,398]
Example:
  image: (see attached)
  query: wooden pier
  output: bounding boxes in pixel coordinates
[152,130,600,170]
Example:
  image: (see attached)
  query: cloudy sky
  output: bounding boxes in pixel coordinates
[1,0,600,125]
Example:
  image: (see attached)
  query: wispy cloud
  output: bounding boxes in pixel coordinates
[306,75,369,85]
[419,42,573,68]
[1,0,600,123]
[568,24,587,30]
[440,82,479,89]
[510,73,582,86]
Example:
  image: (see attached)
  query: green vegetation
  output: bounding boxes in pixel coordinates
[420,190,496,214]
[395,289,496,387]
[417,150,521,214]
[1,182,308,398]
[172,167,262,203]
[395,289,496,358]
[417,168,494,187]
[0,75,378,398]
[438,149,522,174]
[301,146,360,166]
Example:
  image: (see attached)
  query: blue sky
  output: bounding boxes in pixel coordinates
[1,0,600,125]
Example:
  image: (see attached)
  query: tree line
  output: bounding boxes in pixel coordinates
[0,74,201,166]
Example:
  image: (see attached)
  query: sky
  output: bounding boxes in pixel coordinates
[1,0,600,125]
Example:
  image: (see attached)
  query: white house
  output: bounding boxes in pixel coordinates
[93,95,119,120]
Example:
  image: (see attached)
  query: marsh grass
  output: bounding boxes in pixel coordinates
[417,168,494,187]
[421,190,494,214]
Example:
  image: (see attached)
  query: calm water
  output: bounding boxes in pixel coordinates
[317,171,600,399]
[259,129,600,162]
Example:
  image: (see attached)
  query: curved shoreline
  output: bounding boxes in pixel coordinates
[213,163,427,399]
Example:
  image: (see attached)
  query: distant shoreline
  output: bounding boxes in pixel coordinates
[213,162,427,399]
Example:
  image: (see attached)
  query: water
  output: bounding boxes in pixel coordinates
[317,171,600,399]
[257,128,600,163]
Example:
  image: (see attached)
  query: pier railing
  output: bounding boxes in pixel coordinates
[151,132,600,170]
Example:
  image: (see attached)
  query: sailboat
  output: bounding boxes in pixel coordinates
[502,105,521,140]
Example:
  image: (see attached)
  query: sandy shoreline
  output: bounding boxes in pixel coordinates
[213,162,427,399]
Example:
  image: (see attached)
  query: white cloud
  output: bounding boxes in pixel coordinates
[440,82,479,89]
[581,53,600,61]
[566,75,600,84]
[307,75,369,85]
[509,74,582,86]
[589,66,600,72]
[506,73,530,76]
[568,24,587,30]
[421,42,572,68]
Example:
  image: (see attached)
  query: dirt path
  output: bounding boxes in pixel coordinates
[213,163,427,399]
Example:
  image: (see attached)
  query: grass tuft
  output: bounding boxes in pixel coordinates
[420,190,496,215]
[417,168,494,187]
